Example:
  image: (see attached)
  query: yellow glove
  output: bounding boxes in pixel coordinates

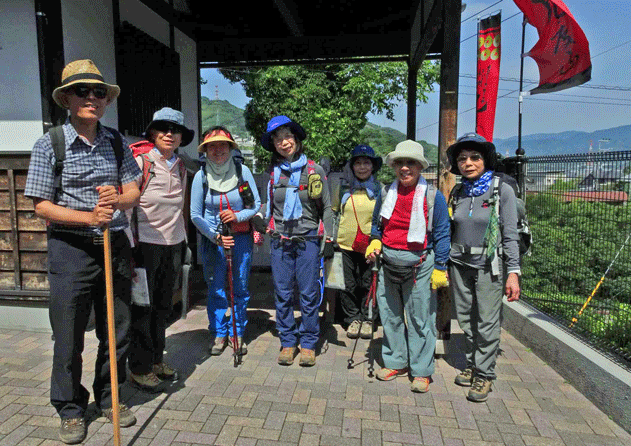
[365,239,382,258]
[431,269,448,290]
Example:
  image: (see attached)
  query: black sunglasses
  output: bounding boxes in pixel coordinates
[68,84,108,99]
[152,122,183,134]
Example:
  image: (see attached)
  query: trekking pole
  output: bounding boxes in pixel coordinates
[222,224,241,367]
[569,231,630,329]
[367,257,379,378]
[347,319,364,369]
[103,226,121,446]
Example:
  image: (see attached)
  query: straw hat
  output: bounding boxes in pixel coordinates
[52,60,120,108]
[385,140,429,170]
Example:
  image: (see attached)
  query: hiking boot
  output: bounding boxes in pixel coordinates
[411,376,431,393]
[229,337,248,355]
[210,336,227,356]
[299,348,316,367]
[102,404,137,427]
[153,362,177,381]
[376,367,408,381]
[347,320,361,339]
[360,321,373,339]
[59,417,86,444]
[454,368,474,387]
[467,376,492,402]
[129,371,163,392]
[278,347,296,365]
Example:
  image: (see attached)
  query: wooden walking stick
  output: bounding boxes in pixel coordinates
[103,226,121,446]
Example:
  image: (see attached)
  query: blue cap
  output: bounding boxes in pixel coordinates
[260,115,306,151]
[447,132,496,174]
[350,144,383,171]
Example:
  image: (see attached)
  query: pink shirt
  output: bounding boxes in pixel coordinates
[133,150,187,245]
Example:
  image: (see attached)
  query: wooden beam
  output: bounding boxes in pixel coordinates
[273,0,303,37]
[406,64,417,141]
[410,0,444,69]
[136,0,197,40]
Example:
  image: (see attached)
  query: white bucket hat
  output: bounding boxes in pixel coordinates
[385,140,429,170]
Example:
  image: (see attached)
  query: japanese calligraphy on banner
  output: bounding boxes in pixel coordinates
[476,13,501,143]
[513,0,591,94]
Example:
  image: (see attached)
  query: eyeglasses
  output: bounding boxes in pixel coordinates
[67,84,108,99]
[456,154,483,163]
[392,159,419,167]
[153,122,183,134]
[272,131,295,143]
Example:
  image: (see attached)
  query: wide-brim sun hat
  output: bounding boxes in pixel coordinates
[350,144,383,172]
[52,59,120,109]
[385,140,429,170]
[197,127,238,152]
[260,115,306,152]
[144,107,195,147]
[446,132,497,174]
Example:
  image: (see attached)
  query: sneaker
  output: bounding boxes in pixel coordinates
[411,376,431,393]
[153,362,177,381]
[299,348,316,367]
[229,336,248,355]
[278,346,296,365]
[129,371,163,392]
[102,404,137,427]
[210,336,227,356]
[360,321,373,339]
[454,368,474,387]
[375,367,408,381]
[59,417,86,444]
[467,376,492,402]
[347,320,361,339]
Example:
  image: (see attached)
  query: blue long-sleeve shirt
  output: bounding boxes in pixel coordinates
[370,184,450,270]
[190,163,261,242]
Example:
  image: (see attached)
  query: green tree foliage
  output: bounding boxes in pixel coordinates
[200,97,251,138]
[219,62,440,168]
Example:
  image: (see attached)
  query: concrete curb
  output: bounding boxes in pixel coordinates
[503,298,631,433]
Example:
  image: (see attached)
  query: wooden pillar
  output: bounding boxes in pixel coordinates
[406,63,417,140]
[436,0,462,351]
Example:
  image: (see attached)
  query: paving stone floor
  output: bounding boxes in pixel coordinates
[1,272,630,446]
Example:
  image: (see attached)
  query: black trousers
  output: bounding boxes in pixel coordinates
[129,241,183,374]
[48,230,132,419]
[339,249,375,326]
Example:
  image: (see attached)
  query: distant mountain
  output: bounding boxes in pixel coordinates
[200,97,251,139]
[493,125,631,157]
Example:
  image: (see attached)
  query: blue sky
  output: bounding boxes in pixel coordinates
[201,0,630,149]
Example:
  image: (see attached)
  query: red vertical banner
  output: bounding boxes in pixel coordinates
[476,13,501,142]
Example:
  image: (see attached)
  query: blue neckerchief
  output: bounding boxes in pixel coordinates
[272,153,307,221]
[462,170,494,197]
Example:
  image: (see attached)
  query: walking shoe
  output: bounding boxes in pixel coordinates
[102,404,137,427]
[347,320,361,339]
[129,371,163,392]
[411,376,431,393]
[153,362,178,381]
[360,321,373,339]
[229,337,248,355]
[278,346,296,365]
[375,367,408,381]
[454,368,474,387]
[210,336,227,356]
[299,348,316,367]
[59,417,86,444]
[467,376,492,402]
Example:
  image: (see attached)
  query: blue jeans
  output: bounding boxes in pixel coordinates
[200,233,253,338]
[270,232,321,350]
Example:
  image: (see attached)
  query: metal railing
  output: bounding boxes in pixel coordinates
[521,150,631,369]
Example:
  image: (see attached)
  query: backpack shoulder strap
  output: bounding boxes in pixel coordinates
[50,126,65,200]
[137,154,155,196]
[104,126,124,174]
[426,184,437,233]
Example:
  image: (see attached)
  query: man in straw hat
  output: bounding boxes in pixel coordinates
[24,60,142,444]
[365,140,450,393]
